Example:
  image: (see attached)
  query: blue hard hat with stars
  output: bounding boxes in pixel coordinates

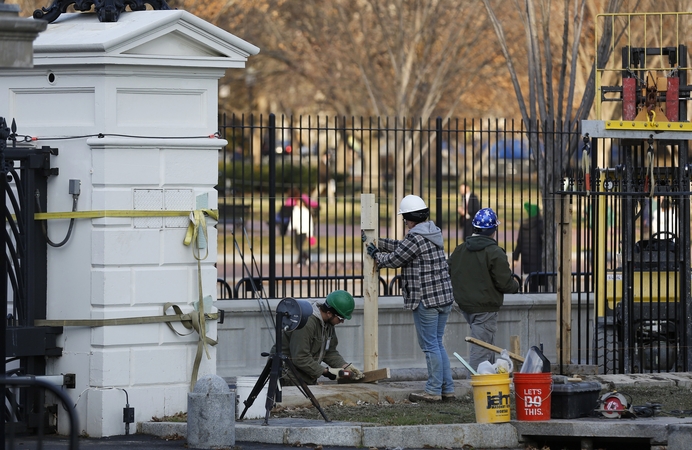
[472,208,500,229]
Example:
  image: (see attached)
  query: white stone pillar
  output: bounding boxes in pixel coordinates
[0,10,258,437]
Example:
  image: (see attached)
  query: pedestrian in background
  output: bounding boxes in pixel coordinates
[513,202,544,292]
[448,207,519,372]
[286,189,318,266]
[366,195,456,403]
[277,187,319,237]
[457,183,480,241]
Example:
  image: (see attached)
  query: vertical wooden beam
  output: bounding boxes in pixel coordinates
[557,195,573,371]
[360,194,379,372]
[510,335,521,358]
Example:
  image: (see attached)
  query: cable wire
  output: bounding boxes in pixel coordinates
[11,131,221,142]
[35,190,78,247]
[231,222,276,342]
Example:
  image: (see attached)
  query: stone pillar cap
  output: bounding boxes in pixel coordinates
[193,374,231,394]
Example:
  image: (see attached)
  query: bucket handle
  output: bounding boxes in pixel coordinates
[514,386,553,405]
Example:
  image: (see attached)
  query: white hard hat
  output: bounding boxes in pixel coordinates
[398,195,428,214]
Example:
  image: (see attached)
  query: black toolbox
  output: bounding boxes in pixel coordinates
[551,381,602,419]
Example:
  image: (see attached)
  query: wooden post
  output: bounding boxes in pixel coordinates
[360,194,379,372]
[557,194,572,370]
[510,335,521,358]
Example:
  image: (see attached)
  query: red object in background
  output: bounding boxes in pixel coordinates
[623,77,637,120]
[667,77,679,121]
[309,236,317,247]
[284,194,319,209]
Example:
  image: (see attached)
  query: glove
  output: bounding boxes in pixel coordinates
[362,230,379,243]
[344,363,364,380]
[323,367,340,380]
[366,242,380,258]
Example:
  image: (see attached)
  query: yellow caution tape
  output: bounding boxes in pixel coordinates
[34,209,218,221]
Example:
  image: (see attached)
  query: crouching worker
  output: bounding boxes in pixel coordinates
[278,290,365,386]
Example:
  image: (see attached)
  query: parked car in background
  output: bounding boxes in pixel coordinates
[476,138,537,181]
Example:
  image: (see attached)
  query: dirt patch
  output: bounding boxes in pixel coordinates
[270,385,692,425]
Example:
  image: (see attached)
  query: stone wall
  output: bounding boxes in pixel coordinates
[216,294,594,378]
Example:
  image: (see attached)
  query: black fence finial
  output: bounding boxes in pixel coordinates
[34,0,172,24]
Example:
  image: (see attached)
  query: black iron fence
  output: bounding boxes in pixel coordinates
[2,376,79,449]
[580,135,691,374]
[217,113,692,374]
[217,113,587,299]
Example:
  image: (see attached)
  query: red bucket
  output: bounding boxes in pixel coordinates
[513,372,552,421]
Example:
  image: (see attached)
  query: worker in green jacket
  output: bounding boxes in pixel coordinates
[280,290,364,385]
[448,208,519,373]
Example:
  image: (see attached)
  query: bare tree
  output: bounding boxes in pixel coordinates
[198,0,501,234]
[341,1,498,232]
[481,0,629,275]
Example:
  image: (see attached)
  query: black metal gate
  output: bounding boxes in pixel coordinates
[1,118,62,434]
[580,35,692,374]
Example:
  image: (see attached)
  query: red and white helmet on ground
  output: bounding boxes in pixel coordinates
[398,195,429,223]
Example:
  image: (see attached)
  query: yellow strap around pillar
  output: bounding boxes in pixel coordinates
[35,305,219,391]
[34,209,218,220]
[33,207,220,391]
[182,209,220,389]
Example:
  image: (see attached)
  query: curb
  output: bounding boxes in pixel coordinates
[140,420,521,449]
[141,416,692,450]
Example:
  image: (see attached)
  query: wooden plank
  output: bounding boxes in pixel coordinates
[360,193,379,372]
[464,336,525,363]
[337,367,390,384]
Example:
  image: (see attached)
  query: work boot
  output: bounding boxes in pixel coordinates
[409,392,441,403]
[442,393,457,402]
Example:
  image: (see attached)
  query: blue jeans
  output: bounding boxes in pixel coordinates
[412,303,454,396]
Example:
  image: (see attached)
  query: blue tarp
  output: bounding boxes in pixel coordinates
[489,139,532,159]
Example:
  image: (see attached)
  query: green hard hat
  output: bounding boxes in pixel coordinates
[524,202,539,218]
[325,290,355,320]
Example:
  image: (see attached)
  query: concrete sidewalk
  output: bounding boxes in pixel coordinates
[139,372,692,450]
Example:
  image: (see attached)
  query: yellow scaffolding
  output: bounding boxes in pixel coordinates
[595,12,692,128]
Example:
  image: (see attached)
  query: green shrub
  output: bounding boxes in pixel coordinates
[220,160,318,193]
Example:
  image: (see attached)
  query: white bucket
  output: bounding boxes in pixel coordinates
[235,376,269,420]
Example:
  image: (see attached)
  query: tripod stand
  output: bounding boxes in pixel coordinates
[238,298,330,425]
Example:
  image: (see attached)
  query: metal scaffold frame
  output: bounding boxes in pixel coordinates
[583,12,692,374]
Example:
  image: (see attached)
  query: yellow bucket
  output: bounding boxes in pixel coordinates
[470,373,511,423]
